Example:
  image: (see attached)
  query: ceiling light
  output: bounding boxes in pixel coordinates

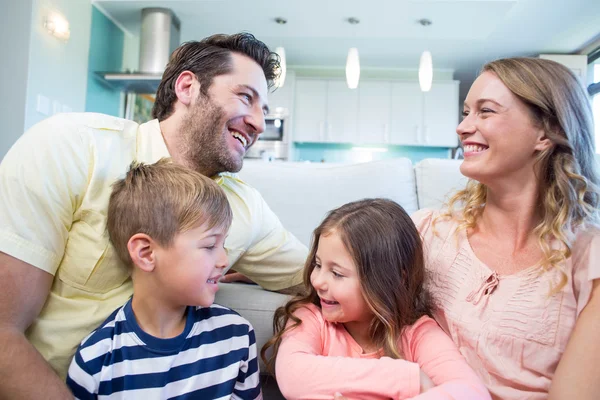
[275,47,287,88]
[419,50,433,92]
[418,19,433,92]
[346,17,360,89]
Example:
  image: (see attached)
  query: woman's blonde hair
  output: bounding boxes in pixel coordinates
[261,199,433,374]
[440,57,600,291]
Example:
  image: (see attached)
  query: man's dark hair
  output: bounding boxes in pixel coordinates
[152,32,280,121]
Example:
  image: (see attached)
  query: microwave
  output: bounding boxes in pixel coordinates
[245,114,289,160]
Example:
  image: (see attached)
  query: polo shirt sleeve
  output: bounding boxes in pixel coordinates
[0,114,91,275]
[232,187,307,291]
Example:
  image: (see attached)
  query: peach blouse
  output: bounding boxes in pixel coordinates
[413,209,600,399]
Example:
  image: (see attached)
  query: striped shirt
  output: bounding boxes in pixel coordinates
[66,300,262,399]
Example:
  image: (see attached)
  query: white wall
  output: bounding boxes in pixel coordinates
[0,0,34,159]
[23,0,92,131]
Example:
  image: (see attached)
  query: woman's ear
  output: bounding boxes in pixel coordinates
[534,129,554,152]
[174,71,198,106]
[127,233,156,272]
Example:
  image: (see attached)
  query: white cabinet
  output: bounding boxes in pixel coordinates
[325,80,358,143]
[358,81,391,144]
[293,79,358,143]
[293,79,327,143]
[390,82,423,146]
[390,81,458,147]
[293,78,459,147]
[423,82,459,147]
[268,71,296,115]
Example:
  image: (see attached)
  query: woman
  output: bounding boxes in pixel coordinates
[413,57,600,399]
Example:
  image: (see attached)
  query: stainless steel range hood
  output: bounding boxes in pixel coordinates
[97,8,180,94]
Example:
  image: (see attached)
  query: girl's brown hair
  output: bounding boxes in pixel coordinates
[261,198,433,373]
[438,57,600,292]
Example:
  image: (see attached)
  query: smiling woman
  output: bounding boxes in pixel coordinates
[414,56,600,400]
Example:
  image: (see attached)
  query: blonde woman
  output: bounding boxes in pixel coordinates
[412,57,600,399]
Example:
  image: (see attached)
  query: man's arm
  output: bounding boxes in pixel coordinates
[0,252,73,399]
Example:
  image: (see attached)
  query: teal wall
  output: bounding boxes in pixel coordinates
[24,0,92,130]
[85,6,124,116]
[293,143,450,163]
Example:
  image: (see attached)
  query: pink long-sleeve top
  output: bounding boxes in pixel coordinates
[275,303,491,400]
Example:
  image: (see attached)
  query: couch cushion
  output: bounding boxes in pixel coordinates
[414,159,468,210]
[238,158,418,246]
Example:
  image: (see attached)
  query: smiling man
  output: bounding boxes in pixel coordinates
[0,33,307,399]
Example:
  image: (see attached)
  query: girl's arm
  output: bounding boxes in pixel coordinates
[275,305,421,400]
[406,317,491,400]
[549,278,600,399]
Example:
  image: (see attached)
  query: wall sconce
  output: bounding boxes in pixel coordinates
[45,12,70,41]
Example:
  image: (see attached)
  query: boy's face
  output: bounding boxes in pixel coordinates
[154,221,229,307]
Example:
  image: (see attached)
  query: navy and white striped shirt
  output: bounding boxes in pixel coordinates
[66,300,262,399]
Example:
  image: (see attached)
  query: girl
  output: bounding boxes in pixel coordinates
[262,198,490,400]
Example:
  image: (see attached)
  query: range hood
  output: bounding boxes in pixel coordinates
[97,8,180,94]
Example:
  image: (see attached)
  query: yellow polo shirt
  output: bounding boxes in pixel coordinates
[0,113,306,378]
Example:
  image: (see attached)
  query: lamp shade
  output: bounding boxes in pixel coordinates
[419,50,433,92]
[275,47,287,88]
[346,47,360,89]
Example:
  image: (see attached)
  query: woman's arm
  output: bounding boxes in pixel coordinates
[406,317,491,400]
[275,306,421,400]
[549,278,600,399]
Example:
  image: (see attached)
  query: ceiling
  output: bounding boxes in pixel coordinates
[95,0,600,84]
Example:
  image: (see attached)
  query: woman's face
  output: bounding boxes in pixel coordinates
[457,71,551,185]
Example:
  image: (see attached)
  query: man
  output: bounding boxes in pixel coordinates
[0,33,307,399]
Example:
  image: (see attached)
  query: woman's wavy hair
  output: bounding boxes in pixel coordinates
[439,57,600,291]
[261,198,433,374]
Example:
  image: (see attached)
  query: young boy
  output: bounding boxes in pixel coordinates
[66,159,262,399]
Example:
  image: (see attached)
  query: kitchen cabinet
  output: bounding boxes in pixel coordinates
[293,79,358,143]
[358,81,392,144]
[268,71,296,115]
[293,79,327,143]
[390,81,458,147]
[293,78,459,147]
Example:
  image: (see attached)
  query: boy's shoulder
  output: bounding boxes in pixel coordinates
[189,303,255,333]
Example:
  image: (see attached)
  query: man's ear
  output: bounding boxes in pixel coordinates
[127,233,156,272]
[174,71,198,106]
[534,129,554,152]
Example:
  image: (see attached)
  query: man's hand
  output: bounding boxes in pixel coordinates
[219,271,256,284]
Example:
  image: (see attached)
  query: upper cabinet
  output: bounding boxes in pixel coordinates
[293,78,459,148]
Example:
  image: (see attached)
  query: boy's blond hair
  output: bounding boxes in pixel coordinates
[107,158,233,268]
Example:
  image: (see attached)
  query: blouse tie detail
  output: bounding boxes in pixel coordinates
[466,271,499,305]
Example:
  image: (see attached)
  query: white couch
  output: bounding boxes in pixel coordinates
[215,157,468,371]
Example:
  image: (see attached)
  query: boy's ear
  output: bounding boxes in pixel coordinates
[127,233,156,272]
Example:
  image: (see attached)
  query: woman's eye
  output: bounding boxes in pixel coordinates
[461,110,469,117]
[314,263,321,269]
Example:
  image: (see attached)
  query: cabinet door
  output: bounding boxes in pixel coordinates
[325,80,359,143]
[423,82,459,147]
[390,82,423,146]
[357,81,392,144]
[293,79,327,143]
[268,71,295,115]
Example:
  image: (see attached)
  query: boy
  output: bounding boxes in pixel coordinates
[66,159,262,399]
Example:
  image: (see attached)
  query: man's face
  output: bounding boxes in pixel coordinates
[180,53,270,177]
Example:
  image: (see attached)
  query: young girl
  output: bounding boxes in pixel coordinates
[262,199,490,400]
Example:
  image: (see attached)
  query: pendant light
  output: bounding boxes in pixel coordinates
[418,19,433,92]
[346,17,360,89]
[274,17,287,88]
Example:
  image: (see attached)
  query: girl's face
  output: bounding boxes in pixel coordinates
[310,230,373,332]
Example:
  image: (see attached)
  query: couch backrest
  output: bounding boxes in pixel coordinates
[238,158,419,246]
[414,158,468,209]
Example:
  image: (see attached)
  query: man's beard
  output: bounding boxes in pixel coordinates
[179,95,244,177]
